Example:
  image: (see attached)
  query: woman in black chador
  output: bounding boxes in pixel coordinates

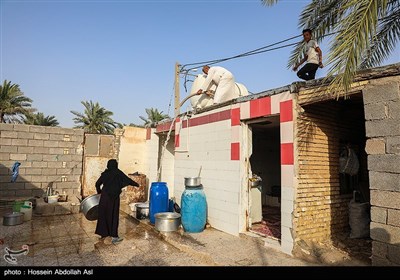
[95,159,139,244]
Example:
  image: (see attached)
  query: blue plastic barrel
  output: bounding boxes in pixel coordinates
[181,184,207,233]
[149,182,169,224]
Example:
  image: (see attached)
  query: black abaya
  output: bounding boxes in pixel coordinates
[94,159,139,238]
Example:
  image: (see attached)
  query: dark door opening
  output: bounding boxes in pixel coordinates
[248,116,281,240]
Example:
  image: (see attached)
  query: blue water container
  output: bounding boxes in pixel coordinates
[149,182,169,224]
[181,177,207,233]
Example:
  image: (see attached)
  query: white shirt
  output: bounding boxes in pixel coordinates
[305,40,319,65]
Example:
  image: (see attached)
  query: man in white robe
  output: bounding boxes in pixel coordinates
[196,65,235,104]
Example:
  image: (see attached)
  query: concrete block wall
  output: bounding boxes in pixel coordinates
[0,123,84,199]
[174,106,241,236]
[363,79,400,266]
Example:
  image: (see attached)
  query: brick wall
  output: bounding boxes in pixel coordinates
[294,99,365,241]
[0,123,84,199]
[363,79,400,266]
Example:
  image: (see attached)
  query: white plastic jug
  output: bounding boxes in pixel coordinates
[20,201,32,221]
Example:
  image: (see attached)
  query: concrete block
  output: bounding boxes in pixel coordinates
[49,134,64,141]
[363,82,399,105]
[371,222,400,244]
[388,101,400,120]
[28,139,44,147]
[372,256,395,266]
[369,171,400,192]
[371,206,387,223]
[43,140,59,148]
[281,212,292,228]
[0,138,12,145]
[368,154,400,173]
[0,145,17,153]
[387,136,400,154]
[12,124,29,131]
[364,103,387,120]
[371,190,400,210]
[17,146,34,154]
[10,154,26,161]
[32,147,49,154]
[29,126,45,133]
[388,209,400,227]
[34,133,50,140]
[26,154,43,161]
[387,244,400,264]
[365,119,400,137]
[281,239,294,255]
[17,131,34,139]
[0,123,14,131]
[372,241,388,258]
[1,131,18,138]
[281,198,294,214]
[365,138,386,154]
[0,153,10,161]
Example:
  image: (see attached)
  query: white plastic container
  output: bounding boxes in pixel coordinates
[47,195,59,204]
[20,202,32,221]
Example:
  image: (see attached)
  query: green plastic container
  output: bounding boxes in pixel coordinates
[12,201,25,212]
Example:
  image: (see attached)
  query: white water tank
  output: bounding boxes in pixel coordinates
[189,74,249,110]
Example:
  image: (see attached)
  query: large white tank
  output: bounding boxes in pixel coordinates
[189,74,249,110]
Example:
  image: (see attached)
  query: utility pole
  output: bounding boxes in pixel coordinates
[174,62,180,117]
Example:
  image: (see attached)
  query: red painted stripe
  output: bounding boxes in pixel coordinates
[250,96,271,118]
[182,109,231,128]
[280,100,293,123]
[156,120,175,133]
[281,143,294,165]
[231,142,240,161]
[231,108,240,126]
[175,134,180,148]
[146,128,151,140]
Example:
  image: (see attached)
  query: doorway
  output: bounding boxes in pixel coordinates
[247,115,281,240]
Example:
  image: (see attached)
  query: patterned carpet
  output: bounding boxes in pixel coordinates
[251,206,281,239]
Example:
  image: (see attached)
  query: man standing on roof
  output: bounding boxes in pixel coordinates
[293,29,324,81]
[196,65,236,104]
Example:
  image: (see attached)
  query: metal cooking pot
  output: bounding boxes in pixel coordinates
[154,212,181,232]
[135,203,149,220]
[80,194,101,221]
[3,212,25,226]
[184,177,201,187]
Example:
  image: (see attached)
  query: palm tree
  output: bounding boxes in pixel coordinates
[139,108,170,128]
[0,80,34,123]
[70,100,118,134]
[262,0,400,95]
[24,112,59,126]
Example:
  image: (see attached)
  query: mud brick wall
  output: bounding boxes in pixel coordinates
[0,123,84,199]
[363,80,400,266]
[294,101,361,241]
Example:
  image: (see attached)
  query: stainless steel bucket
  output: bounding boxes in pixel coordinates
[135,203,149,220]
[154,212,181,232]
[80,194,101,221]
[3,212,25,226]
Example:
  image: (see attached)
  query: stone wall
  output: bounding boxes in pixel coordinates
[363,79,400,266]
[0,123,84,199]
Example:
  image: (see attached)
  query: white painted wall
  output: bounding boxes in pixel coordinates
[174,107,242,236]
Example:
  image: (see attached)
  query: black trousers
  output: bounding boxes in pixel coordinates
[297,63,319,81]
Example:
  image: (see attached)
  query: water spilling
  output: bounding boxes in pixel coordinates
[156,115,178,182]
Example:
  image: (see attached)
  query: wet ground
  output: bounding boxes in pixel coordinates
[0,205,370,267]
[0,209,209,267]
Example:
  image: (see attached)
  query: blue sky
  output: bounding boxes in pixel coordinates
[1,0,399,128]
